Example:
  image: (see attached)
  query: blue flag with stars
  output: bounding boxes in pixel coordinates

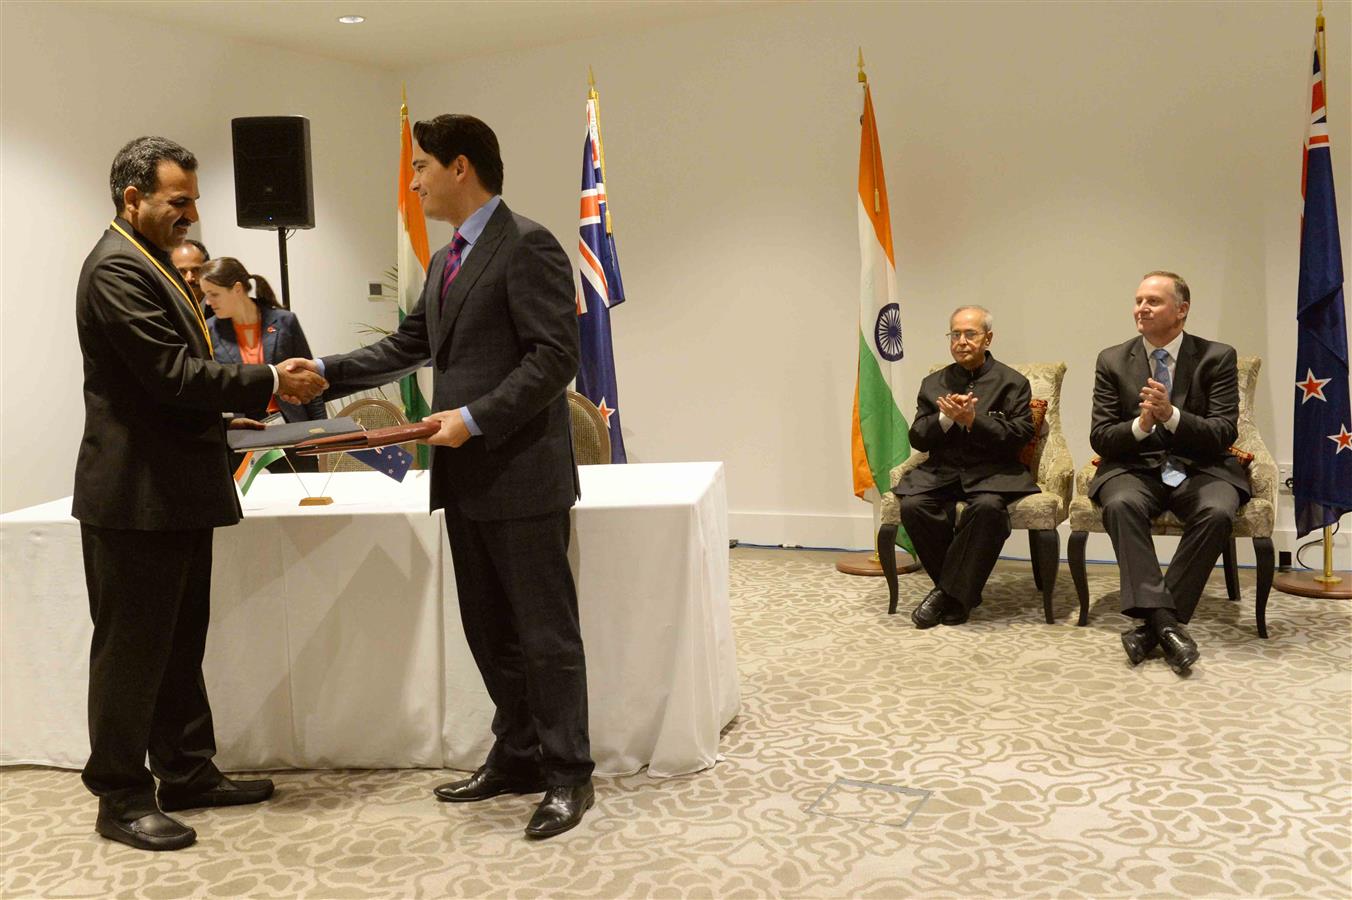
[1294,32,1352,537]
[576,95,627,463]
[348,445,414,482]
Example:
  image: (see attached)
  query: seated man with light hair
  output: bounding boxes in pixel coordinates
[1089,270,1247,675]
[895,306,1039,628]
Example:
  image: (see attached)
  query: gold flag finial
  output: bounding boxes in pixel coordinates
[401,83,408,117]
[588,65,598,101]
[858,47,867,83]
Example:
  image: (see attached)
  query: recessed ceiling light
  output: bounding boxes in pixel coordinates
[337,15,365,25]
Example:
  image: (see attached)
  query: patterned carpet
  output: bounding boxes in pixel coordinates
[2,552,1349,899]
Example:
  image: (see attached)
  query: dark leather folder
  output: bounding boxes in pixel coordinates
[293,421,440,456]
[227,417,362,452]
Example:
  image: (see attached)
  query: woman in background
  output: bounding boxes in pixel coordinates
[201,257,326,472]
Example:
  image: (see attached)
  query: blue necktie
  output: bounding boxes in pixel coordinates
[1152,348,1186,487]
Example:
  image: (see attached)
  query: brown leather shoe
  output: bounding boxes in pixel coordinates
[1158,623,1200,675]
[525,782,594,839]
[433,766,547,803]
[1120,623,1159,666]
[158,775,274,812]
[95,811,196,851]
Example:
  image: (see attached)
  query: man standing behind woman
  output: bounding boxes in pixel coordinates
[201,257,326,470]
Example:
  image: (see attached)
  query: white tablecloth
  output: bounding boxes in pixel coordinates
[1,463,737,777]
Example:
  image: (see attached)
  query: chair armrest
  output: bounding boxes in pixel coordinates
[880,451,929,527]
[1037,434,1073,505]
[1074,460,1098,498]
[1241,438,1278,506]
[889,450,929,490]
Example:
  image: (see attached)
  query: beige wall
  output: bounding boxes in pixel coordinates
[0,2,398,512]
[401,0,1350,560]
[3,1,1349,562]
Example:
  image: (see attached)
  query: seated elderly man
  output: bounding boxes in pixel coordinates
[896,306,1039,629]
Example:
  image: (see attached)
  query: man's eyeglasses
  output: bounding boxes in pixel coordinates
[946,330,989,343]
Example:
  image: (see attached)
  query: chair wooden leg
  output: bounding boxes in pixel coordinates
[1029,530,1045,592]
[878,524,900,615]
[1068,530,1090,626]
[1254,536,1274,639]
[1222,537,1240,601]
[1030,529,1059,624]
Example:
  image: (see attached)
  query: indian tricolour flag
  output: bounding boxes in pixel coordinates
[234,448,284,496]
[398,91,432,468]
[851,81,911,540]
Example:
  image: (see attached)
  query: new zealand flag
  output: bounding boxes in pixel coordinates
[1294,34,1352,537]
[576,97,628,463]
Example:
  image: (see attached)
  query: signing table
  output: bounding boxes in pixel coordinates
[1,463,737,778]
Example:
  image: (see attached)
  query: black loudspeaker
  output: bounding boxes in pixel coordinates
[231,116,315,229]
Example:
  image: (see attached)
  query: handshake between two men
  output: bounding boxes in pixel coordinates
[274,358,472,448]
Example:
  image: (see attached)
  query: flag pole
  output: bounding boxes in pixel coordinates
[1314,0,1341,587]
[837,47,920,580]
[1274,0,1351,604]
[588,66,615,236]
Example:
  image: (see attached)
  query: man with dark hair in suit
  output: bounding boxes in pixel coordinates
[171,238,210,318]
[75,136,326,850]
[284,113,594,839]
[896,306,1039,629]
[1089,271,1248,675]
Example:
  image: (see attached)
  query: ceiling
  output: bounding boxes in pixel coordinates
[62,0,782,71]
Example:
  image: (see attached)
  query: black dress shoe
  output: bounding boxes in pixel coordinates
[940,600,969,626]
[158,775,275,812]
[1120,623,1159,666]
[433,766,547,803]
[911,588,947,629]
[95,811,196,851]
[1157,623,1200,675]
[525,782,594,839]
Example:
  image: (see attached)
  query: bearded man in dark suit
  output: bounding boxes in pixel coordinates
[896,306,1039,629]
[74,137,326,851]
[285,115,593,839]
[1089,271,1248,675]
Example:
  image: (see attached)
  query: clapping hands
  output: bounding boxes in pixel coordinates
[937,392,978,428]
[1138,377,1173,431]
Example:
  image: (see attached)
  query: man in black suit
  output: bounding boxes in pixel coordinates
[170,238,210,319]
[896,306,1039,629]
[285,115,593,839]
[1089,271,1248,675]
[74,137,326,850]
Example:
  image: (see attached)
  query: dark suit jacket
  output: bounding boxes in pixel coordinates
[73,219,274,530]
[321,201,580,521]
[1088,333,1249,501]
[212,305,326,422]
[895,355,1039,497]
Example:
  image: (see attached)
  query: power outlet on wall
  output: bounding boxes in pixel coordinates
[1277,463,1294,493]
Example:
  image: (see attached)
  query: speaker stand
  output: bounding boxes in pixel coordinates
[276,227,291,309]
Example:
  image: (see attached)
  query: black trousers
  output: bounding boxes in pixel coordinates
[1097,471,1241,622]
[899,484,1019,612]
[80,524,223,818]
[442,502,593,786]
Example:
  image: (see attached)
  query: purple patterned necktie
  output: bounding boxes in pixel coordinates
[440,232,469,307]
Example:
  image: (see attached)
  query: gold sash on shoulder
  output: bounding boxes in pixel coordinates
[109,220,213,354]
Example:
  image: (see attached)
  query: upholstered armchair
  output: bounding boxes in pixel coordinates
[1066,356,1277,635]
[878,362,1074,623]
